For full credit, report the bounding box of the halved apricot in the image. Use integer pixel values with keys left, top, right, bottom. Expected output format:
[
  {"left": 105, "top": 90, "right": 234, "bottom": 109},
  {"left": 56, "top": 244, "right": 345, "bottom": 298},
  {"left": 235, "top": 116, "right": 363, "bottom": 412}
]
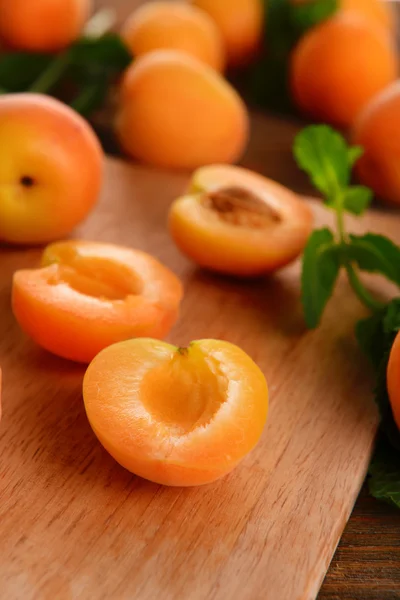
[
  {"left": 387, "top": 331, "right": 400, "bottom": 430},
  {"left": 168, "top": 164, "right": 313, "bottom": 277},
  {"left": 83, "top": 337, "right": 268, "bottom": 486},
  {"left": 12, "top": 241, "right": 183, "bottom": 363}
]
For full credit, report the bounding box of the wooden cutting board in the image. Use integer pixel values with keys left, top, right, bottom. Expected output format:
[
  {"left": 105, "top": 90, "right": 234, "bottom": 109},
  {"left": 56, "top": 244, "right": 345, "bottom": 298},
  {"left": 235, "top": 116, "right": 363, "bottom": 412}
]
[{"left": 1, "top": 155, "right": 399, "bottom": 600}]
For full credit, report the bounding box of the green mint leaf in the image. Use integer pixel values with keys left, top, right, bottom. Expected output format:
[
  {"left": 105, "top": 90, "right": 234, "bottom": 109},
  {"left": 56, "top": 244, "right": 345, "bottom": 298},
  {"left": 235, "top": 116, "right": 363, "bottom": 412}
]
[
  {"left": 0, "top": 52, "right": 52, "bottom": 92},
  {"left": 384, "top": 298, "right": 400, "bottom": 333},
  {"left": 348, "top": 233, "right": 400, "bottom": 286},
  {"left": 369, "top": 435, "right": 400, "bottom": 508},
  {"left": 289, "top": 0, "right": 338, "bottom": 35},
  {"left": 301, "top": 228, "right": 341, "bottom": 328},
  {"left": 356, "top": 308, "right": 388, "bottom": 368},
  {"left": 70, "top": 34, "right": 132, "bottom": 73},
  {"left": 343, "top": 185, "right": 373, "bottom": 215},
  {"left": 293, "top": 125, "right": 352, "bottom": 201},
  {"left": 348, "top": 145, "right": 364, "bottom": 167}
]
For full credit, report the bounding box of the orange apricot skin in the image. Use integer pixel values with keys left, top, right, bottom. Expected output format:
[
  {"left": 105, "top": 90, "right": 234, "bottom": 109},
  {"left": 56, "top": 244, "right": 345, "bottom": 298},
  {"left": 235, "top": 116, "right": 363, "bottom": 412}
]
[
  {"left": 290, "top": 13, "right": 398, "bottom": 128},
  {"left": 83, "top": 338, "right": 268, "bottom": 486},
  {"left": 341, "top": 0, "right": 396, "bottom": 33},
  {"left": 121, "top": 1, "right": 225, "bottom": 72},
  {"left": 193, "top": 0, "right": 264, "bottom": 67},
  {"left": 0, "top": 0, "right": 92, "bottom": 52},
  {"left": 352, "top": 82, "right": 400, "bottom": 206},
  {"left": 12, "top": 241, "right": 183, "bottom": 364},
  {"left": 0, "top": 94, "right": 103, "bottom": 245},
  {"left": 115, "top": 50, "right": 249, "bottom": 170},
  {"left": 387, "top": 332, "right": 400, "bottom": 431},
  {"left": 169, "top": 165, "right": 313, "bottom": 277}
]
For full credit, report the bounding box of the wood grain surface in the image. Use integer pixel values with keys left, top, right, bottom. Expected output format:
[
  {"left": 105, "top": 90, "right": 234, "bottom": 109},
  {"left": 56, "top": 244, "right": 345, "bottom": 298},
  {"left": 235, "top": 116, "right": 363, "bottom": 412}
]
[{"left": 1, "top": 157, "right": 400, "bottom": 600}]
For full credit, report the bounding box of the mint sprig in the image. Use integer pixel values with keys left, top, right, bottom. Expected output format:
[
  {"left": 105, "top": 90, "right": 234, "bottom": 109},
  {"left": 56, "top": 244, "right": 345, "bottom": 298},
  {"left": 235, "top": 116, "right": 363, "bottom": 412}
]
[{"left": 294, "top": 124, "right": 400, "bottom": 509}]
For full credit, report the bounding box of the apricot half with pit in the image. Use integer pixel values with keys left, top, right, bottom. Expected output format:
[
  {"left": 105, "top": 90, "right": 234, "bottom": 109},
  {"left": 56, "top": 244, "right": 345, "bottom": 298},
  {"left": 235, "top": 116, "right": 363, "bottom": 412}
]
[
  {"left": 83, "top": 337, "right": 268, "bottom": 486},
  {"left": 168, "top": 164, "right": 313, "bottom": 277}
]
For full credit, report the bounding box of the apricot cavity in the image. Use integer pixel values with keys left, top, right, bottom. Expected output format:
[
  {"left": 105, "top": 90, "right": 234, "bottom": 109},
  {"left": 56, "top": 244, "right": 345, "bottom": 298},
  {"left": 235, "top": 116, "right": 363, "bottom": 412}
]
[
  {"left": 0, "top": 0, "right": 92, "bottom": 52},
  {"left": 0, "top": 93, "right": 103, "bottom": 245},
  {"left": 290, "top": 12, "right": 398, "bottom": 128},
  {"left": 116, "top": 50, "right": 249, "bottom": 169},
  {"left": 193, "top": 0, "right": 264, "bottom": 67},
  {"left": 352, "top": 82, "right": 400, "bottom": 206},
  {"left": 12, "top": 241, "right": 183, "bottom": 363},
  {"left": 83, "top": 338, "right": 268, "bottom": 486},
  {"left": 169, "top": 164, "right": 313, "bottom": 276},
  {"left": 121, "top": 1, "right": 225, "bottom": 71}
]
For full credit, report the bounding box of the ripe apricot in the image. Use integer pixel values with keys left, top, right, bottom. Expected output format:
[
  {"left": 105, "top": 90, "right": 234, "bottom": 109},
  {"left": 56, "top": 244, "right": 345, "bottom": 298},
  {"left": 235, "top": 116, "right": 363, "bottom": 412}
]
[
  {"left": 83, "top": 337, "right": 268, "bottom": 486},
  {"left": 352, "top": 82, "right": 400, "bottom": 206},
  {"left": 12, "top": 241, "right": 183, "bottom": 363},
  {"left": 0, "top": 0, "right": 92, "bottom": 52},
  {"left": 0, "top": 93, "right": 103, "bottom": 245},
  {"left": 192, "top": 0, "right": 263, "bottom": 67},
  {"left": 290, "top": 12, "right": 398, "bottom": 128},
  {"left": 341, "top": 0, "right": 396, "bottom": 33},
  {"left": 116, "top": 50, "right": 249, "bottom": 170},
  {"left": 169, "top": 164, "right": 313, "bottom": 277},
  {"left": 387, "top": 331, "right": 400, "bottom": 430},
  {"left": 121, "top": 1, "right": 225, "bottom": 72}
]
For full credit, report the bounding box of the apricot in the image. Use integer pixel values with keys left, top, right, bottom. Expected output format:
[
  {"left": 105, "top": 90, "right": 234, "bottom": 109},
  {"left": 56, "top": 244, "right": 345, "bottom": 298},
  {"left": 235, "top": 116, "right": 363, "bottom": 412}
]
[
  {"left": 83, "top": 337, "right": 268, "bottom": 486},
  {"left": 387, "top": 331, "right": 400, "bottom": 430},
  {"left": 12, "top": 241, "right": 183, "bottom": 363},
  {"left": 0, "top": 0, "right": 92, "bottom": 52},
  {"left": 116, "top": 50, "right": 249, "bottom": 170},
  {"left": 192, "top": 0, "right": 263, "bottom": 67},
  {"left": 352, "top": 82, "right": 400, "bottom": 206},
  {"left": 290, "top": 12, "right": 398, "bottom": 128},
  {"left": 169, "top": 164, "right": 313, "bottom": 277},
  {"left": 0, "top": 93, "right": 103, "bottom": 245},
  {"left": 121, "top": 1, "right": 225, "bottom": 72},
  {"left": 341, "top": 0, "right": 396, "bottom": 33}
]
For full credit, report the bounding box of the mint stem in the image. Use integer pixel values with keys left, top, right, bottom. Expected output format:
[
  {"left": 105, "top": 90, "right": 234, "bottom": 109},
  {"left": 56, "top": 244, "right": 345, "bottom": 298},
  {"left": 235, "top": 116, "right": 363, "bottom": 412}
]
[
  {"left": 29, "top": 52, "right": 70, "bottom": 94},
  {"left": 336, "top": 195, "right": 384, "bottom": 313}
]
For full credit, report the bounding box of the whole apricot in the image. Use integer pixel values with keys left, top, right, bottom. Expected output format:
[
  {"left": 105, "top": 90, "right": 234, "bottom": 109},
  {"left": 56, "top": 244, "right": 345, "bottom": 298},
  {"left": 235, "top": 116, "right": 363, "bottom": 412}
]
[
  {"left": 116, "top": 50, "right": 249, "bottom": 170},
  {"left": 192, "top": 0, "right": 264, "bottom": 67},
  {"left": 12, "top": 240, "right": 183, "bottom": 363},
  {"left": 352, "top": 82, "right": 400, "bottom": 206},
  {"left": 121, "top": 1, "right": 225, "bottom": 72},
  {"left": 0, "top": 94, "right": 103, "bottom": 245},
  {"left": 83, "top": 338, "right": 268, "bottom": 486},
  {"left": 387, "top": 331, "right": 400, "bottom": 430},
  {"left": 0, "top": 0, "right": 92, "bottom": 52},
  {"left": 290, "top": 12, "right": 398, "bottom": 128},
  {"left": 341, "top": 0, "right": 396, "bottom": 33},
  {"left": 169, "top": 164, "right": 313, "bottom": 277}
]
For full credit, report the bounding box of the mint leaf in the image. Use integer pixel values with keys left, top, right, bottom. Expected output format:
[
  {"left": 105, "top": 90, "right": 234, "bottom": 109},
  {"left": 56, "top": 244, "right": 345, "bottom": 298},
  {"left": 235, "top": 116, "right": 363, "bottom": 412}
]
[
  {"left": 0, "top": 53, "right": 52, "bottom": 91},
  {"left": 343, "top": 185, "right": 372, "bottom": 215},
  {"left": 348, "top": 145, "right": 364, "bottom": 167},
  {"left": 289, "top": 0, "right": 338, "bottom": 35},
  {"left": 356, "top": 308, "right": 388, "bottom": 368},
  {"left": 301, "top": 228, "right": 341, "bottom": 328},
  {"left": 293, "top": 125, "right": 352, "bottom": 201},
  {"left": 369, "top": 435, "right": 400, "bottom": 508},
  {"left": 348, "top": 233, "right": 400, "bottom": 286}
]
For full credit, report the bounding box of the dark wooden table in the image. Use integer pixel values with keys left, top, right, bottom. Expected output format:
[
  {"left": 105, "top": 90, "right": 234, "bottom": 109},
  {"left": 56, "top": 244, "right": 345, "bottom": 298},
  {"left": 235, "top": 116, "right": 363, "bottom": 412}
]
[{"left": 94, "top": 1, "right": 400, "bottom": 598}]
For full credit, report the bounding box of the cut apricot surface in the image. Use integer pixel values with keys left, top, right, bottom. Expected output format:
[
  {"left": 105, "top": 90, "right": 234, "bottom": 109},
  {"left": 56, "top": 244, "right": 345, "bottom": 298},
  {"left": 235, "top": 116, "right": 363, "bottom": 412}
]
[
  {"left": 12, "top": 241, "right": 183, "bottom": 363},
  {"left": 169, "top": 164, "right": 313, "bottom": 276},
  {"left": 83, "top": 338, "right": 268, "bottom": 486}
]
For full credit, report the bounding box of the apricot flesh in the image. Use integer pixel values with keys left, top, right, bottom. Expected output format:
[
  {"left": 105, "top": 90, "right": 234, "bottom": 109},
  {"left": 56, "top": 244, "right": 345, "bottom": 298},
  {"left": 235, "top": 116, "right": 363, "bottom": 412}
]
[
  {"left": 169, "top": 164, "right": 313, "bottom": 277},
  {"left": 352, "top": 82, "right": 400, "bottom": 206},
  {"left": 0, "top": 0, "right": 92, "bottom": 52},
  {"left": 121, "top": 1, "right": 225, "bottom": 72},
  {"left": 387, "top": 331, "right": 400, "bottom": 431},
  {"left": 290, "top": 12, "right": 398, "bottom": 128},
  {"left": 0, "top": 93, "right": 103, "bottom": 245},
  {"left": 193, "top": 0, "right": 264, "bottom": 67},
  {"left": 83, "top": 338, "right": 268, "bottom": 486},
  {"left": 12, "top": 241, "right": 183, "bottom": 363},
  {"left": 116, "top": 50, "right": 249, "bottom": 170}
]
